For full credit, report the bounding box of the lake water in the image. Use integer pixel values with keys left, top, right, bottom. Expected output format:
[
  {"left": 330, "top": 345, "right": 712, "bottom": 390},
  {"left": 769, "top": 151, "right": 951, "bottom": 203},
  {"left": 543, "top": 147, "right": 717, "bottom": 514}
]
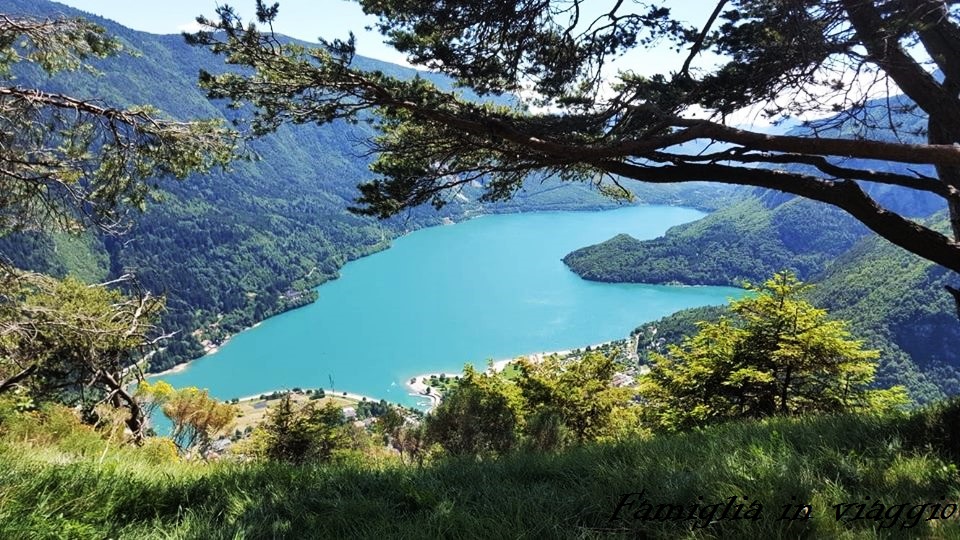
[{"left": 152, "top": 205, "right": 743, "bottom": 408}]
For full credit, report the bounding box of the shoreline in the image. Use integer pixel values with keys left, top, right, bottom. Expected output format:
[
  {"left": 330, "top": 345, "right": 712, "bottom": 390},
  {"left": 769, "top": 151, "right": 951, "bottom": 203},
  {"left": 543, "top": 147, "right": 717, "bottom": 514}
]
[
  {"left": 150, "top": 363, "right": 189, "bottom": 377},
  {"left": 148, "top": 340, "right": 227, "bottom": 377},
  {"left": 148, "top": 322, "right": 266, "bottom": 378},
  {"left": 404, "top": 339, "right": 619, "bottom": 409},
  {"left": 145, "top": 202, "right": 679, "bottom": 379},
  {"left": 149, "top": 337, "right": 628, "bottom": 413},
  {"left": 234, "top": 388, "right": 384, "bottom": 405}
]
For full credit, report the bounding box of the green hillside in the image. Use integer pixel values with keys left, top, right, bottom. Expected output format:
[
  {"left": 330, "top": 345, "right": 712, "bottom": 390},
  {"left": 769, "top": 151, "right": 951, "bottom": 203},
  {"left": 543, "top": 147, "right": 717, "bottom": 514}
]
[
  {"left": 807, "top": 226, "right": 960, "bottom": 401},
  {"left": 563, "top": 196, "right": 869, "bottom": 286},
  {"left": 603, "top": 200, "right": 960, "bottom": 402},
  {"left": 3, "top": 399, "right": 960, "bottom": 538}
]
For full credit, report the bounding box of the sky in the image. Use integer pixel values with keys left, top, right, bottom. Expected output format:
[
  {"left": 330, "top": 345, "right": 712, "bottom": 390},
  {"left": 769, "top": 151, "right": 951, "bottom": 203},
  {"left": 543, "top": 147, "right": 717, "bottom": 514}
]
[
  {"left": 53, "top": 0, "right": 710, "bottom": 74},
  {"left": 55, "top": 0, "right": 410, "bottom": 65},
  {"left": 51, "top": 1, "right": 786, "bottom": 128}
]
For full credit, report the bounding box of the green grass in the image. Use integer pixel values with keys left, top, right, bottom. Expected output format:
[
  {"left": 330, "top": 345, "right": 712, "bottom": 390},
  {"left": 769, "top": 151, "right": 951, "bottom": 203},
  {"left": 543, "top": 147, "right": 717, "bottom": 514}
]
[
  {"left": 426, "top": 373, "right": 461, "bottom": 395},
  {"left": 3, "top": 404, "right": 960, "bottom": 538},
  {"left": 500, "top": 361, "right": 523, "bottom": 380}
]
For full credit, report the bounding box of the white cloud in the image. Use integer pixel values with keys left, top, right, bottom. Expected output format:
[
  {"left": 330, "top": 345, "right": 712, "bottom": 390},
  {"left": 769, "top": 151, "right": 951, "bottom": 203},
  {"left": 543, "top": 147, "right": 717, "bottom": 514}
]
[{"left": 176, "top": 20, "right": 212, "bottom": 34}]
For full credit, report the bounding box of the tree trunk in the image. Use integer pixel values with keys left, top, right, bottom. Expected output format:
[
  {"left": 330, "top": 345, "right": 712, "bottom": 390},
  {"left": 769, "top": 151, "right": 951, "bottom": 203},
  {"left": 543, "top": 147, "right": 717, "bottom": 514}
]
[
  {"left": 779, "top": 364, "right": 793, "bottom": 415},
  {"left": 0, "top": 363, "right": 36, "bottom": 394},
  {"left": 99, "top": 367, "right": 146, "bottom": 445}
]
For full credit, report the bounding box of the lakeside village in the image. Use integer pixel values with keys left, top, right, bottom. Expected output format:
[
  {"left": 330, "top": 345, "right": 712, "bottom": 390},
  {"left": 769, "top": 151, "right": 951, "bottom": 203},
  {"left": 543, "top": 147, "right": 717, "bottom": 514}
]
[{"left": 193, "top": 329, "right": 663, "bottom": 459}]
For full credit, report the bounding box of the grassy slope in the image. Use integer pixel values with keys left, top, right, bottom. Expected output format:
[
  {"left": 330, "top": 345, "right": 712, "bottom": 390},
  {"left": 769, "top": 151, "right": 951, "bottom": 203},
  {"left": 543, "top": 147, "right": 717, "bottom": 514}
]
[{"left": 3, "top": 405, "right": 960, "bottom": 538}]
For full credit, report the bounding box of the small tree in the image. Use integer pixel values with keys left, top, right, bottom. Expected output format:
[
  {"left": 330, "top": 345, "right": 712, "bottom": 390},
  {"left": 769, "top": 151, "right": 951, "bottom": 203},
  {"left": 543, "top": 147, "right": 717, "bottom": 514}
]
[
  {"left": 162, "top": 387, "right": 235, "bottom": 454},
  {"left": 425, "top": 365, "right": 522, "bottom": 458},
  {"left": 260, "top": 396, "right": 344, "bottom": 464},
  {"left": 261, "top": 394, "right": 305, "bottom": 462},
  {"left": 394, "top": 423, "right": 427, "bottom": 466},
  {"left": 135, "top": 380, "right": 175, "bottom": 431},
  {"left": 0, "top": 274, "right": 164, "bottom": 442},
  {"left": 516, "top": 352, "right": 637, "bottom": 446},
  {"left": 640, "top": 272, "right": 907, "bottom": 431},
  {"left": 522, "top": 409, "right": 570, "bottom": 453},
  {"left": 301, "top": 401, "right": 347, "bottom": 461},
  {"left": 377, "top": 405, "right": 405, "bottom": 445}
]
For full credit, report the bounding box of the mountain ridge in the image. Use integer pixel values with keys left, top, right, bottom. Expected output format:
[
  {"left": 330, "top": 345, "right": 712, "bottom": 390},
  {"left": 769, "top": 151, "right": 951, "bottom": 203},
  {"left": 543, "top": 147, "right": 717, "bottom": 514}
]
[
  {"left": 570, "top": 195, "right": 959, "bottom": 402},
  {"left": 1, "top": 0, "right": 737, "bottom": 372}
]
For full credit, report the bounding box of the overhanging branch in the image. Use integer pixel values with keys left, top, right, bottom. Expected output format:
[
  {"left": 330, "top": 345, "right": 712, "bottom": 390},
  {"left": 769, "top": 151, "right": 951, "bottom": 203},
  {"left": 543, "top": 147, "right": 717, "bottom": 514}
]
[
  {"left": 0, "top": 363, "right": 37, "bottom": 394},
  {"left": 648, "top": 149, "right": 952, "bottom": 197},
  {"left": 596, "top": 159, "right": 960, "bottom": 275}
]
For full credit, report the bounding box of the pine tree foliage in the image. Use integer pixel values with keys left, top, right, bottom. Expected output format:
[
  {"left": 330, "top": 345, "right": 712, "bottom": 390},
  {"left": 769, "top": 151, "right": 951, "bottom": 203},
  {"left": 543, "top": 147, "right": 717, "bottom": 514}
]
[
  {"left": 0, "top": 10, "right": 237, "bottom": 440},
  {"left": 259, "top": 395, "right": 344, "bottom": 464},
  {"left": 640, "top": 272, "right": 907, "bottom": 431},
  {"left": 0, "top": 12, "right": 236, "bottom": 235},
  {"left": 190, "top": 1, "right": 960, "bottom": 312}
]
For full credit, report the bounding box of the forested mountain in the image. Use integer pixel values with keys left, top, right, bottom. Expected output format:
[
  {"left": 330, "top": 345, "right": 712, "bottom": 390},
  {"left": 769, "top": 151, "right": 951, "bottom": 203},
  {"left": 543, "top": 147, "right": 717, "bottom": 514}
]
[
  {"left": 2, "top": 0, "right": 415, "bottom": 369},
  {"left": 568, "top": 107, "right": 960, "bottom": 402},
  {"left": 0, "top": 0, "right": 737, "bottom": 372},
  {"left": 807, "top": 218, "right": 960, "bottom": 401},
  {"left": 623, "top": 205, "right": 960, "bottom": 402},
  {"left": 563, "top": 196, "right": 870, "bottom": 285}
]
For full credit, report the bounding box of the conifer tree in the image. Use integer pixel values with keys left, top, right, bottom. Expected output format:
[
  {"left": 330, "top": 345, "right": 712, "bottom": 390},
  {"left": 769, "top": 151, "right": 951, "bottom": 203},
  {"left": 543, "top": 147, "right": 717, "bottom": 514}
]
[
  {"left": 640, "top": 272, "right": 907, "bottom": 431},
  {"left": 0, "top": 11, "right": 236, "bottom": 441},
  {"left": 260, "top": 395, "right": 344, "bottom": 464},
  {"left": 425, "top": 365, "right": 523, "bottom": 457},
  {"left": 190, "top": 1, "right": 960, "bottom": 315}
]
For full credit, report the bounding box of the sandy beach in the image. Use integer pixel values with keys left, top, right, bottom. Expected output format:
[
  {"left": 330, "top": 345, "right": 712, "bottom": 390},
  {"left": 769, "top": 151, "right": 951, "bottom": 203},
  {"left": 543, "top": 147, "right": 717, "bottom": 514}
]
[
  {"left": 148, "top": 342, "right": 223, "bottom": 378},
  {"left": 150, "top": 321, "right": 267, "bottom": 378}
]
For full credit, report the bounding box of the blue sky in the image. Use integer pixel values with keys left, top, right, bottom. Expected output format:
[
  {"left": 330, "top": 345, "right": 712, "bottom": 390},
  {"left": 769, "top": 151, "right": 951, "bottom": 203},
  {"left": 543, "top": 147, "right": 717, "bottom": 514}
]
[
  {"left": 55, "top": 0, "right": 709, "bottom": 74},
  {"left": 52, "top": 1, "right": 796, "bottom": 128},
  {"left": 56, "top": 0, "right": 407, "bottom": 63}
]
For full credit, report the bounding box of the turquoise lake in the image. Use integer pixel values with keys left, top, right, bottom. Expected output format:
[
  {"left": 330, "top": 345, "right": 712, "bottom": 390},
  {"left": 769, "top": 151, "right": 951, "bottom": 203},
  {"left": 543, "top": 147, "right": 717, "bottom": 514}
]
[{"left": 152, "top": 205, "right": 743, "bottom": 408}]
